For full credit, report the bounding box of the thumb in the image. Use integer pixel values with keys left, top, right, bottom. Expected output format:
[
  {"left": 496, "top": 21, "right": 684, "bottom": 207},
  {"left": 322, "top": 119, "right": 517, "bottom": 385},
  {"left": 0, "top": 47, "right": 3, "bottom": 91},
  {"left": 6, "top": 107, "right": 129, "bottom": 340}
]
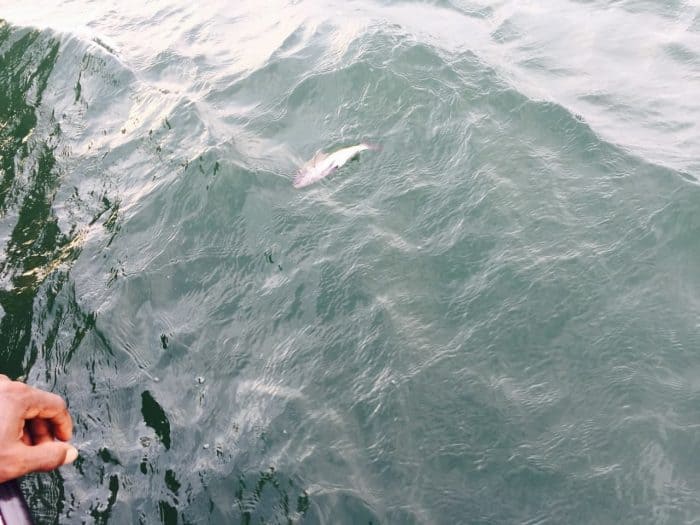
[{"left": 17, "top": 442, "right": 79, "bottom": 475}]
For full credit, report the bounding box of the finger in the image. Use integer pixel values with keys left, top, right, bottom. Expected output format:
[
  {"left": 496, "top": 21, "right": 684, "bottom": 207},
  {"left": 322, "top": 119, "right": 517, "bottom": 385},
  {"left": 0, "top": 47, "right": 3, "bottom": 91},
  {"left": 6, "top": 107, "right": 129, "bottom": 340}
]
[
  {"left": 21, "top": 388, "right": 73, "bottom": 441},
  {"left": 29, "top": 418, "right": 54, "bottom": 445},
  {"left": 0, "top": 374, "right": 10, "bottom": 382},
  {"left": 15, "top": 442, "right": 79, "bottom": 476}
]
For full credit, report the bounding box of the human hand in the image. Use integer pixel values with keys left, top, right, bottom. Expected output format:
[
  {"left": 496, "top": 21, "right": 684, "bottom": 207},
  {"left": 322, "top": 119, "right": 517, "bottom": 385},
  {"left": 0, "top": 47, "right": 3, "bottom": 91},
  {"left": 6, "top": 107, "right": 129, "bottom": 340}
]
[{"left": 0, "top": 375, "right": 78, "bottom": 483}]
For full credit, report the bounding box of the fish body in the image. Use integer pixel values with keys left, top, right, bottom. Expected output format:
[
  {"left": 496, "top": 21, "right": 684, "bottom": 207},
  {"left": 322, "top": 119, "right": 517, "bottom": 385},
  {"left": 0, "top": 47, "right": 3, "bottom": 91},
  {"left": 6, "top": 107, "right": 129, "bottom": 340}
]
[{"left": 293, "top": 143, "right": 379, "bottom": 188}]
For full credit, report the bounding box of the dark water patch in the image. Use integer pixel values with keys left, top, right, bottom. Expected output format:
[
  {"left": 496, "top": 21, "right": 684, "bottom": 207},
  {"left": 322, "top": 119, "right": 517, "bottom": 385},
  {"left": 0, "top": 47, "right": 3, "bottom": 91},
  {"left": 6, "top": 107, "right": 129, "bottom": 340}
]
[
  {"left": 141, "top": 390, "right": 172, "bottom": 450},
  {"left": 98, "top": 448, "right": 122, "bottom": 466},
  {"left": 0, "top": 18, "right": 129, "bottom": 391},
  {"left": 164, "top": 469, "right": 181, "bottom": 496},
  {"left": 90, "top": 474, "right": 119, "bottom": 525},
  {"left": 0, "top": 22, "right": 56, "bottom": 210},
  {"left": 0, "top": 22, "right": 67, "bottom": 378},
  {"left": 33, "top": 275, "right": 98, "bottom": 381},
  {"left": 158, "top": 499, "right": 177, "bottom": 525},
  {"left": 21, "top": 472, "right": 65, "bottom": 525}
]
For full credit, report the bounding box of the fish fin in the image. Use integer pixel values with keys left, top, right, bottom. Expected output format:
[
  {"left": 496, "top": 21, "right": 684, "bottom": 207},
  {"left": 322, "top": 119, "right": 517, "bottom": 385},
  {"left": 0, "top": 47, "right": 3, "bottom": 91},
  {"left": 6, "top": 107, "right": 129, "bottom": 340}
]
[{"left": 311, "top": 151, "right": 328, "bottom": 166}]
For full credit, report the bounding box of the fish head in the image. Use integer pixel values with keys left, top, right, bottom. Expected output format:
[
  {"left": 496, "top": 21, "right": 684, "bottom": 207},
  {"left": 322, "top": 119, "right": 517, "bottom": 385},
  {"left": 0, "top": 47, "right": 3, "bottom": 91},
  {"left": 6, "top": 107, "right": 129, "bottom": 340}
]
[{"left": 293, "top": 169, "right": 309, "bottom": 188}]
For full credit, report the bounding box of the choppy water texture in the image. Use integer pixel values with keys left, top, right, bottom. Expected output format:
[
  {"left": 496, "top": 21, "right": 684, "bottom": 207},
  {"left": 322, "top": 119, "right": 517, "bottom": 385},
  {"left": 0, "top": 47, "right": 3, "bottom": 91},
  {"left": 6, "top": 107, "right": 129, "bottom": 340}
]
[{"left": 1, "top": 1, "right": 699, "bottom": 523}]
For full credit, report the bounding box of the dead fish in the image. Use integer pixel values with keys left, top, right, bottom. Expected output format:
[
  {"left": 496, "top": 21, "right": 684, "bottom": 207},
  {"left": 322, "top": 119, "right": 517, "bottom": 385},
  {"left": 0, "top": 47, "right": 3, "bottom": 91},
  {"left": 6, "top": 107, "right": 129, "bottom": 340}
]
[{"left": 293, "top": 143, "right": 380, "bottom": 189}]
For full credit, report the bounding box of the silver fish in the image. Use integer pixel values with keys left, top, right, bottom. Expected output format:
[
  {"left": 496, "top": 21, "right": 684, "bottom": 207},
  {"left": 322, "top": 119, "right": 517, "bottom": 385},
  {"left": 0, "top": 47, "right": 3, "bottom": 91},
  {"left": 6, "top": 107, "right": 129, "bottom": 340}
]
[{"left": 293, "top": 143, "right": 380, "bottom": 188}]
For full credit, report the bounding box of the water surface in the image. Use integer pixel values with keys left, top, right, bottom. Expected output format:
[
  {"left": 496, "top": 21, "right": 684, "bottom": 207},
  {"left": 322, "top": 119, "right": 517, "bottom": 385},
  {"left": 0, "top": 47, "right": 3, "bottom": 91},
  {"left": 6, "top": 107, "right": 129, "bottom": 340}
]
[{"left": 1, "top": 1, "right": 700, "bottom": 523}]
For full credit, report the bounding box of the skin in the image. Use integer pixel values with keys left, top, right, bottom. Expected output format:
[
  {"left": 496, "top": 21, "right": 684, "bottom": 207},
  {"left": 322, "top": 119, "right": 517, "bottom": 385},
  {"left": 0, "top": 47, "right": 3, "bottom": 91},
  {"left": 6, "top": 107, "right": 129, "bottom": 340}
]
[{"left": 0, "top": 375, "right": 78, "bottom": 483}]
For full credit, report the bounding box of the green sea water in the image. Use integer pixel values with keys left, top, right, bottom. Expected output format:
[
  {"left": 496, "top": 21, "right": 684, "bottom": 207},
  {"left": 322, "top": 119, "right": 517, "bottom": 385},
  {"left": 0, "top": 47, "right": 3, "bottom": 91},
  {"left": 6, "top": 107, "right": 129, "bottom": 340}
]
[{"left": 1, "top": 1, "right": 699, "bottom": 523}]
